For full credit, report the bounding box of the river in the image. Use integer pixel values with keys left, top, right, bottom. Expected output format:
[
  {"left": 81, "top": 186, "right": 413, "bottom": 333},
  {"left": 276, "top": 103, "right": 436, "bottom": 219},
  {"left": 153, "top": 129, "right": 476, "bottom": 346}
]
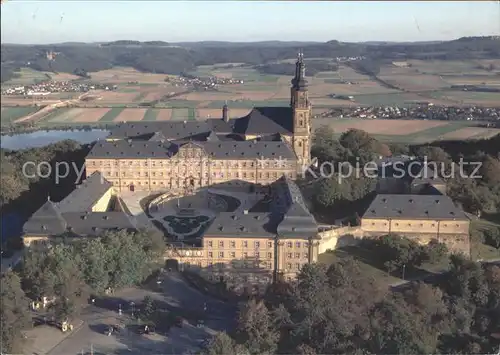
[{"left": 0, "top": 129, "right": 109, "bottom": 150}]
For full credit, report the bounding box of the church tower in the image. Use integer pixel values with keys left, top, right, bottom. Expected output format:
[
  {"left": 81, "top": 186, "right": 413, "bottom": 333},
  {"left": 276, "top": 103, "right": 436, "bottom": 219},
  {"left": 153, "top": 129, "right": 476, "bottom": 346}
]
[{"left": 290, "top": 51, "right": 312, "bottom": 167}]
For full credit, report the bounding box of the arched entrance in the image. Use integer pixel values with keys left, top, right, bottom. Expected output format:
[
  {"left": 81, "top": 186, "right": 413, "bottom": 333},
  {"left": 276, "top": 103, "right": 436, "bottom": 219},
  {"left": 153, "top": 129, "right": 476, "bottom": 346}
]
[
  {"left": 129, "top": 184, "right": 135, "bottom": 192},
  {"left": 165, "top": 259, "right": 179, "bottom": 271},
  {"left": 184, "top": 176, "right": 197, "bottom": 187}
]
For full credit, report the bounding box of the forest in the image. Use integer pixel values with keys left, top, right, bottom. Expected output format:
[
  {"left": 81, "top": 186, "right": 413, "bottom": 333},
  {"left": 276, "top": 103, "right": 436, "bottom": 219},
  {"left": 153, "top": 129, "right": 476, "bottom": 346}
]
[{"left": 2, "top": 36, "right": 499, "bottom": 82}]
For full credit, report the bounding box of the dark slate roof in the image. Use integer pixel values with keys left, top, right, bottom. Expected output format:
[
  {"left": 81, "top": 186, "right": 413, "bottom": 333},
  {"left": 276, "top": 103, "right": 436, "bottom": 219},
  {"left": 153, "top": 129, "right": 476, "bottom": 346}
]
[
  {"left": 277, "top": 178, "right": 318, "bottom": 238},
  {"left": 61, "top": 212, "right": 135, "bottom": 236},
  {"left": 88, "top": 139, "right": 296, "bottom": 160},
  {"left": 204, "top": 212, "right": 275, "bottom": 238},
  {"left": 23, "top": 200, "right": 67, "bottom": 235},
  {"left": 148, "top": 131, "right": 168, "bottom": 142},
  {"left": 206, "top": 131, "right": 220, "bottom": 142},
  {"left": 24, "top": 207, "right": 135, "bottom": 237},
  {"left": 107, "top": 119, "right": 234, "bottom": 141},
  {"left": 57, "top": 172, "right": 113, "bottom": 213},
  {"left": 201, "top": 141, "right": 295, "bottom": 160},
  {"left": 207, "top": 118, "right": 234, "bottom": 134},
  {"left": 88, "top": 140, "right": 177, "bottom": 159},
  {"left": 232, "top": 107, "right": 293, "bottom": 135},
  {"left": 362, "top": 194, "right": 468, "bottom": 220}
]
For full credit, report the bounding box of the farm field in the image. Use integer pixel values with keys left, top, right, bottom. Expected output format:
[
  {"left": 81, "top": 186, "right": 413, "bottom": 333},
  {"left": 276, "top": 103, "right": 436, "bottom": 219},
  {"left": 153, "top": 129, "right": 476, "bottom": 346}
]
[
  {"left": 2, "top": 60, "right": 499, "bottom": 128},
  {"left": 427, "top": 90, "right": 500, "bottom": 106},
  {"left": 313, "top": 118, "right": 500, "bottom": 144},
  {"left": 0, "top": 107, "right": 41, "bottom": 126},
  {"left": 89, "top": 67, "right": 175, "bottom": 84},
  {"left": 7, "top": 105, "right": 497, "bottom": 144},
  {"left": 1, "top": 68, "right": 82, "bottom": 87}
]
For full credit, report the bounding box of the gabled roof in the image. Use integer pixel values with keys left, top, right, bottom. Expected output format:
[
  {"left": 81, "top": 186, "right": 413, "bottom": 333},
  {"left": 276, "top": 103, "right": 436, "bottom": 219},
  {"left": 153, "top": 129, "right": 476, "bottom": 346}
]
[
  {"left": 88, "top": 140, "right": 177, "bottom": 159},
  {"left": 107, "top": 119, "right": 234, "bottom": 141},
  {"left": 232, "top": 107, "right": 293, "bottom": 135},
  {"left": 204, "top": 212, "right": 275, "bottom": 238},
  {"left": 57, "top": 172, "right": 113, "bottom": 213},
  {"left": 201, "top": 141, "right": 296, "bottom": 160},
  {"left": 148, "top": 131, "right": 168, "bottom": 142},
  {"left": 362, "top": 194, "right": 468, "bottom": 220},
  {"left": 276, "top": 177, "right": 318, "bottom": 238},
  {"left": 23, "top": 200, "right": 67, "bottom": 235},
  {"left": 61, "top": 212, "right": 135, "bottom": 236},
  {"left": 206, "top": 131, "right": 220, "bottom": 142}
]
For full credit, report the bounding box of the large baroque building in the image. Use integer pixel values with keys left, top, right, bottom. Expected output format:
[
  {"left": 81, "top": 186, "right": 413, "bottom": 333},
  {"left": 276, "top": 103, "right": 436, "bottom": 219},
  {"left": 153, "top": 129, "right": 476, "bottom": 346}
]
[
  {"left": 22, "top": 53, "right": 472, "bottom": 293},
  {"left": 23, "top": 54, "right": 320, "bottom": 292},
  {"left": 85, "top": 53, "right": 312, "bottom": 192}
]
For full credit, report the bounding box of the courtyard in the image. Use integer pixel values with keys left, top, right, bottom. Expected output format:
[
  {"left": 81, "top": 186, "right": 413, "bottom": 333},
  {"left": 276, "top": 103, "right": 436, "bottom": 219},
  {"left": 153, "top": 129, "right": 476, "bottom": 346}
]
[{"left": 147, "top": 186, "right": 260, "bottom": 242}]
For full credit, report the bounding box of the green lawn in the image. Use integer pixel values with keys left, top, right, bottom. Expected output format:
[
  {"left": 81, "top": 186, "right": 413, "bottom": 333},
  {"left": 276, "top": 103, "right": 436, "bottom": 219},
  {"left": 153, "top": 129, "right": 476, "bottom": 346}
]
[
  {"left": 187, "top": 108, "right": 196, "bottom": 121},
  {"left": 133, "top": 92, "right": 148, "bottom": 102},
  {"left": 206, "top": 100, "right": 289, "bottom": 109},
  {"left": 2, "top": 68, "right": 51, "bottom": 86},
  {"left": 353, "top": 93, "right": 420, "bottom": 106},
  {"left": 98, "top": 107, "right": 124, "bottom": 122},
  {"left": 171, "top": 108, "right": 189, "bottom": 121},
  {"left": 407, "top": 121, "right": 473, "bottom": 140},
  {"left": 315, "top": 71, "right": 341, "bottom": 79},
  {"left": 143, "top": 108, "right": 160, "bottom": 121},
  {"left": 0, "top": 107, "right": 40, "bottom": 125},
  {"left": 161, "top": 100, "right": 200, "bottom": 108},
  {"left": 318, "top": 249, "right": 401, "bottom": 286},
  {"left": 35, "top": 108, "right": 71, "bottom": 124},
  {"left": 470, "top": 219, "right": 500, "bottom": 260}
]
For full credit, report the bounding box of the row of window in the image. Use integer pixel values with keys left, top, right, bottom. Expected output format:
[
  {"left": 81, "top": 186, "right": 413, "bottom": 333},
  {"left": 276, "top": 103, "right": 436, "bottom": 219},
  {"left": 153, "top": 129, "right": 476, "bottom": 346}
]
[
  {"left": 370, "top": 222, "right": 463, "bottom": 228},
  {"left": 183, "top": 261, "right": 273, "bottom": 270},
  {"left": 90, "top": 160, "right": 294, "bottom": 169},
  {"left": 101, "top": 170, "right": 295, "bottom": 180},
  {"left": 206, "top": 251, "right": 308, "bottom": 260},
  {"left": 206, "top": 274, "right": 271, "bottom": 283},
  {"left": 207, "top": 240, "right": 309, "bottom": 249},
  {"left": 207, "top": 251, "right": 274, "bottom": 259}
]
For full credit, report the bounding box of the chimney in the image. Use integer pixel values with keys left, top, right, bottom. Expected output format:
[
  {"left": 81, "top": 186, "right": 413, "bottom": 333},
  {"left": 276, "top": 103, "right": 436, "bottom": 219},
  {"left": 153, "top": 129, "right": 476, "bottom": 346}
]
[{"left": 222, "top": 101, "right": 229, "bottom": 122}]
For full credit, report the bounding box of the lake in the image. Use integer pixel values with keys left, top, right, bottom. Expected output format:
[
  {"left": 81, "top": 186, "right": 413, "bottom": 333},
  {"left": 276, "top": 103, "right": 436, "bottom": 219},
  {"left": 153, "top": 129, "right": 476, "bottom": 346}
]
[{"left": 0, "top": 129, "right": 109, "bottom": 150}]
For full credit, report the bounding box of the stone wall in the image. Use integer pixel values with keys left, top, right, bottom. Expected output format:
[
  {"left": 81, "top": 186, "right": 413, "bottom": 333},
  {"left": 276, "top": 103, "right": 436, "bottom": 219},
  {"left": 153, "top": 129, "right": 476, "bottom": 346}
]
[{"left": 317, "top": 226, "right": 364, "bottom": 253}]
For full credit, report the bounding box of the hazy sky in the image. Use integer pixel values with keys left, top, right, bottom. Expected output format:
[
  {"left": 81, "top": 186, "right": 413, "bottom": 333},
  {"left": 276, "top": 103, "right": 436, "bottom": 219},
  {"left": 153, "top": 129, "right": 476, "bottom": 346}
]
[{"left": 1, "top": 1, "right": 499, "bottom": 44}]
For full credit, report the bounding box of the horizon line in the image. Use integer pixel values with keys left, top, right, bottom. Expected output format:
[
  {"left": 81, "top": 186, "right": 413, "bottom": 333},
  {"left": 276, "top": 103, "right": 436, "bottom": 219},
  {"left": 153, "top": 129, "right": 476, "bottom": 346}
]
[{"left": 3, "top": 35, "right": 499, "bottom": 46}]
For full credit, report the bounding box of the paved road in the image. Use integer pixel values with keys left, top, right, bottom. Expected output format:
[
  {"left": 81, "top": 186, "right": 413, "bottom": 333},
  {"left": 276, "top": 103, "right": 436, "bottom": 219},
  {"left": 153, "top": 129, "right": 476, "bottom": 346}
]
[{"left": 47, "top": 271, "right": 236, "bottom": 355}]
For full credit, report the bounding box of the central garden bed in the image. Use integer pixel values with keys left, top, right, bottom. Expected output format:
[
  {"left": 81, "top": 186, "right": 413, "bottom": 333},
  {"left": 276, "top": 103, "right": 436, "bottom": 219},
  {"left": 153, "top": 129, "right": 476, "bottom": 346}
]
[{"left": 163, "top": 215, "right": 210, "bottom": 235}]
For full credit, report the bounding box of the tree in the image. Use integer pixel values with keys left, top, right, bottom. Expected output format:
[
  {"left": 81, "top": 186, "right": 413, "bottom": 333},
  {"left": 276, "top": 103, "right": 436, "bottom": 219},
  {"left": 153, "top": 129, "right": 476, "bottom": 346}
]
[
  {"left": 76, "top": 238, "right": 110, "bottom": 293},
  {"left": 313, "top": 178, "right": 344, "bottom": 208},
  {"left": 236, "top": 299, "right": 279, "bottom": 354},
  {"left": 484, "top": 226, "right": 500, "bottom": 249},
  {"left": 367, "top": 235, "right": 426, "bottom": 273},
  {"left": 480, "top": 155, "right": 500, "bottom": 187},
  {"left": 140, "top": 295, "right": 157, "bottom": 322},
  {"left": 423, "top": 239, "right": 449, "bottom": 265},
  {"left": 202, "top": 332, "right": 250, "bottom": 355},
  {"left": 46, "top": 244, "right": 89, "bottom": 322},
  {"left": 311, "top": 126, "right": 351, "bottom": 164},
  {"left": 415, "top": 146, "right": 450, "bottom": 164},
  {"left": 1, "top": 271, "right": 32, "bottom": 354}
]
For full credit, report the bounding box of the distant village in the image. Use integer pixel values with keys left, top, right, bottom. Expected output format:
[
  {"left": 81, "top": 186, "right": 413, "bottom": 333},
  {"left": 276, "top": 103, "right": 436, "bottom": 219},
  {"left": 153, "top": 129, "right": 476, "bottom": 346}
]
[
  {"left": 165, "top": 74, "right": 244, "bottom": 90},
  {"left": 316, "top": 105, "right": 500, "bottom": 123},
  {"left": 1, "top": 81, "right": 114, "bottom": 96},
  {"left": 1, "top": 72, "right": 244, "bottom": 97}
]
